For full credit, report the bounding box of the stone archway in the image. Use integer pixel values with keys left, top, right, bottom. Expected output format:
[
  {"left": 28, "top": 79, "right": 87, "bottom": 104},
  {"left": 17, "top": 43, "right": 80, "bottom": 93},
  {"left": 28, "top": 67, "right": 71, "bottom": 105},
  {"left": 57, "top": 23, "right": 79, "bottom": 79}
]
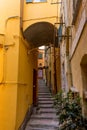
[
  {"left": 23, "top": 22, "right": 56, "bottom": 48},
  {"left": 81, "top": 54, "right": 87, "bottom": 118}
]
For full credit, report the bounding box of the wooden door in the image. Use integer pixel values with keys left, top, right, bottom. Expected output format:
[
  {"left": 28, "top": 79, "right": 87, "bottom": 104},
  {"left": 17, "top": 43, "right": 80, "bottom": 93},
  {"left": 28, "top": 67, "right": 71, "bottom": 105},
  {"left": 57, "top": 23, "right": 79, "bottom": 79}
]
[{"left": 33, "top": 69, "right": 37, "bottom": 106}]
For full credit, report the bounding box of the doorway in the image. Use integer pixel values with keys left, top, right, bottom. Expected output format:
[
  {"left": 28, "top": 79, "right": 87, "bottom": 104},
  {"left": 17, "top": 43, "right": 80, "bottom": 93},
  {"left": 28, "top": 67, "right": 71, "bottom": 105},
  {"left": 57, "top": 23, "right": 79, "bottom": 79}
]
[
  {"left": 38, "top": 69, "right": 43, "bottom": 79},
  {"left": 81, "top": 54, "right": 87, "bottom": 118},
  {"left": 33, "top": 69, "right": 37, "bottom": 106}
]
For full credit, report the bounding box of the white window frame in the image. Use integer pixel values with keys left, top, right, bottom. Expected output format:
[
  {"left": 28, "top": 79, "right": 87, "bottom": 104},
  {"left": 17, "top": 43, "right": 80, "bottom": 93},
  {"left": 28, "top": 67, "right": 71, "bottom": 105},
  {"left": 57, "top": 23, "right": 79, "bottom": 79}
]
[{"left": 26, "top": 0, "right": 47, "bottom": 3}]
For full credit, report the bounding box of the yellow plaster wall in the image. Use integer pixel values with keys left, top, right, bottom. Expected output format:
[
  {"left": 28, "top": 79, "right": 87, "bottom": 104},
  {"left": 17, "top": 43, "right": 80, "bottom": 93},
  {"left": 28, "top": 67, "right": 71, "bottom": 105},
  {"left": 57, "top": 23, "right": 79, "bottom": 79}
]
[
  {"left": 0, "top": 0, "right": 61, "bottom": 129},
  {"left": 0, "top": 84, "right": 17, "bottom": 130},
  {"left": 0, "top": 35, "right": 4, "bottom": 83},
  {"left": 23, "top": 0, "right": 61, "bottom": 30},
  {"left": 0, "top": 0, "right": 20, "bottom": 33},
  {"left": 0, "top": 18, "right": 20, "bottom": 130},
  {"left": 71, "top": 24, "right": 87, "bottom": 97},
  {"left": 0, "top": 35, "right": 17, "bottom": 130},
  {"left": 5, "top": 19, "right": 19, "bottom": 82},
  {"left": 15, "top": 36, "right": 33, "bottom": 129},
  {"left": 0, "top": 19, "right": 38, "bottom": 130},
  {"left": 15, "top": 34, "right": 38, "bottom": 129},
  {"left": 0, "top": 0, "right": 38, "bottom": 129}
]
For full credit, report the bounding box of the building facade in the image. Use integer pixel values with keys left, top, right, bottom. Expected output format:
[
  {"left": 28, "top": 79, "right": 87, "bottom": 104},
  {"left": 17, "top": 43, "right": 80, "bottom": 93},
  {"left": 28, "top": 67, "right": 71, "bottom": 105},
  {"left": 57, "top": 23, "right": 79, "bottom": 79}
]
[
  {"left": 38, "top": 47, "right": 45, "bottom": 79},
  {"left": 60, "top": 0, "right": 87, "bottom": 118},
  {"left": 70, "top": 0, "right": 87, "bottom": 118},
  {"left": 0, "top": 0, "right": 61, "bottom": 130},
  {"left": 0, "top": 0, "right": 38, "bottom": 130}
]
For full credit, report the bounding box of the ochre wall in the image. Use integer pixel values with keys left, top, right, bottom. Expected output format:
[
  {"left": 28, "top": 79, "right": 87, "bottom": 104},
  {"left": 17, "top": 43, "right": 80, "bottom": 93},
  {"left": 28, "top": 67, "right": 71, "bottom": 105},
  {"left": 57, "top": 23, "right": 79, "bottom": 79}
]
[
  {"left": 0, "top": 1, "right": 38, "bottom": 129},
  {"left": 0, "top": 0, "right": 20, "bottom": 33},
  {"left": 0, "top": 19, "right": 38, "bottom": 130},
  {"left": 15, "top": 33, "right": 38, "bottom": 129},
  {"left": 71, "top": 25, "right": 87, "bottom": 97},
  {"left": 0, "top": 35, "right": 4, "bottom": 83},
  {"left": 0, "top": 18, "right": 19, "bottom": 130},
  {"left": 0, "top": 0, "right": 60, "bottom": 129},
  {"left": 0, "top": 84, "right": 17, "bottom": 130},
  {"left": 23, "top": 0, "right": 60, "bottom": 30}
]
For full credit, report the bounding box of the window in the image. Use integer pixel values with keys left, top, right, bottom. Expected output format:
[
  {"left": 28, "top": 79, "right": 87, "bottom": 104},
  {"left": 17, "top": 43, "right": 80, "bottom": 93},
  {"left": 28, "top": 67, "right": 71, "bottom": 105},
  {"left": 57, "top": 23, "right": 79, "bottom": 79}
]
[
  {"left": 39, "top": 63, "right": 42, "bottom": 67},
  {"left": 26, "top": 0, "right": 47, "bottom": 3},
  {"left": 26, "top": 0, "right": 32, "bottom": 2},
  {"left": 38, "top": 53, "right": 43, "bottom": 59},
  {"left": 58, "top": 25, "right": 62, "bottom": 43}
]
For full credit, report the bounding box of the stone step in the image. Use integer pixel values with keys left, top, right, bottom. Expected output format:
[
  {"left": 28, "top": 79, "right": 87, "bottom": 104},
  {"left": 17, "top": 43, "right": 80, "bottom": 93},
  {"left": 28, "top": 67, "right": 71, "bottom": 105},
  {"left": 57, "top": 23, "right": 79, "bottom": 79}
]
[
  {"left": 38, "top": 104, "right": 54, "bottom": 108},
  {"left": 26, "top": 124, "right": 58, "bottom": 130},
  {"left": 30, "top": 116, "right": 58, "bottom": 120},
  {"left": 26, "top": 119, "right": 59, "bottom": 129},
  {"left": 31, "top": 113, "right": 57, "bottom": 119},
  {"left": 39, "top": 108, "right": 56, "bottom": 113},
  {"left": 38, "top": 100, "right": 53, "bottom": 104},
  {"left": 38, "top": 86, "right": 47, "bottom": 88},
  {"left": 31, "top": 116, "right": 57, "bottom": 120},
  {"left": 27, "top": 121, "right": 58, "bottom": 126},
  {"left": 38, "top": 93, "right": 51, "bottom": 95},
  {"left": 38, "top": 87, "right": 49, "bottom": 89},
  {"left": 38, "top": 94, "right": 52, "bottom": 97},
  {"left": 27, "top": 128, "right": 58, "bottom": 130},
  {"left": 38, "top": 92, "right": 50, "bottom": 94},
  {"left": 31, "top": 115, "right": 57, "bottom": 120},
  {"left": 38, "top": 96, "right": 52, "bottom": 98},
  {"left": 25, "top": 79, "right": 59, "bottom": 130},
  {"left": 38, "top": 97, "right": 54, "bottom": 101},
  {"left": 38, "top": 91, "right": 50, "bottom": 93}
]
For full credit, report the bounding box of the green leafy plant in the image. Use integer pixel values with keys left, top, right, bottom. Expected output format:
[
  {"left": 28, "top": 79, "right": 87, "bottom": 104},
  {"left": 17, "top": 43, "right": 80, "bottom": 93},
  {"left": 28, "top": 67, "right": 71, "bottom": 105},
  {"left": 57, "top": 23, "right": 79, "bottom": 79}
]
[{"left": 54, "top": 91, "right": 86, "bottom": 130}]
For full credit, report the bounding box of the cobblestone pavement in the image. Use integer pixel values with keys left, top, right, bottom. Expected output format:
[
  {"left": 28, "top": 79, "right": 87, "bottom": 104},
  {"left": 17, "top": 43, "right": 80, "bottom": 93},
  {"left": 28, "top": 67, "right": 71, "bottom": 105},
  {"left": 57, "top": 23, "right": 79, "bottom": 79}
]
[{"left": 25, "top": 79, "right": 59, "bottom": 130}]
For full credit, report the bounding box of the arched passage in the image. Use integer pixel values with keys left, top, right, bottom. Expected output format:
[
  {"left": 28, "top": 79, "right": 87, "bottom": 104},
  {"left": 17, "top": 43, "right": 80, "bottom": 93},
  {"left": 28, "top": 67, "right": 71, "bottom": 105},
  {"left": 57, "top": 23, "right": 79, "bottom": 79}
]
[
  {"left": 23, "top": 21, "right": 57, "bottom": 106},
  {"left": 23, "top": 22, "right": 55, "bottom": 48}
]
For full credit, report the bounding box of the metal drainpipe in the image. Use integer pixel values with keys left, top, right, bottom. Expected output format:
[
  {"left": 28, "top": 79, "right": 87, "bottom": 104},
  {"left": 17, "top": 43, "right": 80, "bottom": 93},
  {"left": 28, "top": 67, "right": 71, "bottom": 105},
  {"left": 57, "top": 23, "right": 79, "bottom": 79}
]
[
  {"left": 20, "top": 0, "right": 24, "bottom": 29},
  {"left": 0, "top": 16, "right": 20, "bottom": 85},
  {"left": 66, "top": 27, "right": 73, "bottom": 89},
  {"left": 2, "top": 0, "right": 24, "bottom": 85}
]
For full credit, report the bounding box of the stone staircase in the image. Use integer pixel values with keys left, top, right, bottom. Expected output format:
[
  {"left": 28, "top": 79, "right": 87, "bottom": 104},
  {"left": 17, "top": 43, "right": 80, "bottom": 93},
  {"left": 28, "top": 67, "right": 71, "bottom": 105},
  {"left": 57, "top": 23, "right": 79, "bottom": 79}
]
[{"left": 25, "top": 79, "right": 59, "bottom": 130}]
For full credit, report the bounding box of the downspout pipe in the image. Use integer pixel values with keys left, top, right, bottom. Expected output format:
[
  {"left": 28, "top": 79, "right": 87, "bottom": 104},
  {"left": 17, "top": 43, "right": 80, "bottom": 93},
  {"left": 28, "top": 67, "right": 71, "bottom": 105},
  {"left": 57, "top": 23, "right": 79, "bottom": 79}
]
[{"left": 20, "top": 0, "right": 24, "bottom": 30}]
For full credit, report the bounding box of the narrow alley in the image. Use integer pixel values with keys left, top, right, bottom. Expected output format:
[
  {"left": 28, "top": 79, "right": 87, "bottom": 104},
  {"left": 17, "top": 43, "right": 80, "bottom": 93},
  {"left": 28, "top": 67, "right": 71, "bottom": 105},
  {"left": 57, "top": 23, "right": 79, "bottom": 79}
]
[
  {"left": 25, "top": 79, "right": 59, "bottom": 130},
  {"left": 0, "top": 1, "right": 87, "bottom": 130}
]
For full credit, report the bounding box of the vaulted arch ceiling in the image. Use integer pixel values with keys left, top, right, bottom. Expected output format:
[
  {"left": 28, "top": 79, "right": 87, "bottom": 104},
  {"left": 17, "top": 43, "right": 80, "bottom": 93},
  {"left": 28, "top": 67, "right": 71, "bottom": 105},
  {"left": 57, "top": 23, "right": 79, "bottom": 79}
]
[{"left": 23, "top": 22, "right": 55, "bottom": 48}]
